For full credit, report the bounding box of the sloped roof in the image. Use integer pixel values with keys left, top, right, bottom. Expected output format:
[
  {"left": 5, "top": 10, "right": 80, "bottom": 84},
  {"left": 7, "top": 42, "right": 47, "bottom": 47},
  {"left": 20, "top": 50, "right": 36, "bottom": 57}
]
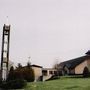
[
  {"left": 31, "top": 64, "right": 43, "bottom": 68},
  {"left": 59, "top": 55, "right": 90, "bottom": 69},
  {"left": 16, "top": 64, "right": 43, "bottom": 69},
  {"left": 85, "top": 50, "right": 90, "bottom": 55}
]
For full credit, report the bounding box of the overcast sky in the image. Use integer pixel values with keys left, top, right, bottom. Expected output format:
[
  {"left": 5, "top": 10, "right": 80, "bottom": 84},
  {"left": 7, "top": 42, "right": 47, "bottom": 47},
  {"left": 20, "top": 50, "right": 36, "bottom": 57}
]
[{"left": 0, "top": 0, "right": 90, "bottom": 67}]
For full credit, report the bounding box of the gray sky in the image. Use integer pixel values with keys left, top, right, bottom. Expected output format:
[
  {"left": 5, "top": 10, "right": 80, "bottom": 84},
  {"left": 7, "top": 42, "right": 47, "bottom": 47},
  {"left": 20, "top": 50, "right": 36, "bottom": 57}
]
[{"left": 0, "top": 0, "right": 90, "bottom": 68}]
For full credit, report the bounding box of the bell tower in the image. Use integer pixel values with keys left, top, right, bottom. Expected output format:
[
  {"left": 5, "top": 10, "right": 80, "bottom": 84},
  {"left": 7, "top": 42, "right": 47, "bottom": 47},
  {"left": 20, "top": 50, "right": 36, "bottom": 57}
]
[{"left": 1, "top": 24, "right": 10, "bottom": 81}]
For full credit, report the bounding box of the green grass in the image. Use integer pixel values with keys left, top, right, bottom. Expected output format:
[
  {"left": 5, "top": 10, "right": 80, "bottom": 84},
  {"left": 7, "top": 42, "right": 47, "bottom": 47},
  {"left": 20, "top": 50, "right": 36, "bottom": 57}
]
[{"left": 24, "top": 77, "right": 90, "bottom": 90}]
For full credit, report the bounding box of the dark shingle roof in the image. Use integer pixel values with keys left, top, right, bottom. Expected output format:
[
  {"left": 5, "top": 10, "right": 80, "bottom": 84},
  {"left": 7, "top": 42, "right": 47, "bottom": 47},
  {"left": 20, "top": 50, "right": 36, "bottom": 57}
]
[
  {"left": 31, "top": 64, "right": 42, "bottom": 68},
  {"left": 86, "top": 50, "right": 90, "bottom": 55},
  {"left": 59, "top": 55, "right": 90, "bottom": 69}
]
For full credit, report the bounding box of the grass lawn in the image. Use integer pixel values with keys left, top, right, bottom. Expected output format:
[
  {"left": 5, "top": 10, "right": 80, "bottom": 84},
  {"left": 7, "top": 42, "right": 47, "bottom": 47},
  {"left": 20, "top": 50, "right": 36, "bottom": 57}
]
[{"left": 24, "top": 76, "right": 90, "bottom": 90}]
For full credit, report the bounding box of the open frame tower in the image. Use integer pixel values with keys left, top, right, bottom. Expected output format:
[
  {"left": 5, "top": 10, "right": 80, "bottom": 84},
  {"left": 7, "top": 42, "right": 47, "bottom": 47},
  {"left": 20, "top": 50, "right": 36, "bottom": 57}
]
[{"left": 1, "top": 24, "right": 10, "bottom": 81}]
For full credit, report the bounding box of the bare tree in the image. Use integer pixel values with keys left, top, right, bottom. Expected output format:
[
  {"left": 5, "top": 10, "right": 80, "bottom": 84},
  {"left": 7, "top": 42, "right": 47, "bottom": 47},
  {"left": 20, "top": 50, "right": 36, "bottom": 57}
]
[
  {"left": 53, "top": 58, "right": 59, "bottom": 69},
  {"left": 53, "top": 58, "right": 60, "bottom": 76}
]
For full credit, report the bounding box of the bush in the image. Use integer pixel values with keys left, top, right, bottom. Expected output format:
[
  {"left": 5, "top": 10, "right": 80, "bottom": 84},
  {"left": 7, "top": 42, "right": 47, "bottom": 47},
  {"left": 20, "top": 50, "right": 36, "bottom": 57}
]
[
  {"left": 8, "top": 66, "right": 34, "bottom": 82},
  {"left": 0, "top": 79, "right": 27, "bottom": 89},
  {"left": 0, "top": 79, "right": 2, "bottom": 87},
  {"left": 23, "top": 67, "right": 34, "bottom": 82}
]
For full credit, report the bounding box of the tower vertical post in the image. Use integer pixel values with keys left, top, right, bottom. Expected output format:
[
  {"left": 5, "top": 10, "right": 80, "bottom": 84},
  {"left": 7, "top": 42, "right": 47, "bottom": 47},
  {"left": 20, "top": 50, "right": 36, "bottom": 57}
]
[{"left": 1, "top": 24, "right": 10, "bottom": 81}]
